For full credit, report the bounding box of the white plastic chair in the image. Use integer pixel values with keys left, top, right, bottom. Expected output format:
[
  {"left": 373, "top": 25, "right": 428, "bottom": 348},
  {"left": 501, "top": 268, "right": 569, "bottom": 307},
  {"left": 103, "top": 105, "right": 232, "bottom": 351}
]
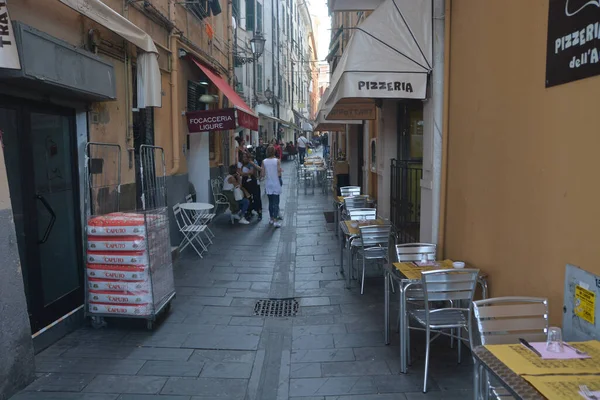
[
  {"left": 472, "top": 297, "right": 549, "bottom": 399},
  {"left": 173, "top": 203, "right": 208, "bottom": 258}
]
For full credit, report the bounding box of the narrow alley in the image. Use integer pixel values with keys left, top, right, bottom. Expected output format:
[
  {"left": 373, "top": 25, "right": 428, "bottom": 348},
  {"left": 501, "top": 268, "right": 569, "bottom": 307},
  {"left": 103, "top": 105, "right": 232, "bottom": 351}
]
[{"left": 11, "top": 157, "right": 475, "bottom": 400}]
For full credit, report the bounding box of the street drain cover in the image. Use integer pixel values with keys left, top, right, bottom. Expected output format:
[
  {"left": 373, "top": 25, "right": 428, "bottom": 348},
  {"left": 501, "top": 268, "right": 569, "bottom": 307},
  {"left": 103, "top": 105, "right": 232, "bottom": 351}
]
[{"left": 254, "top": 298, "right": 299, "bottom": 317}]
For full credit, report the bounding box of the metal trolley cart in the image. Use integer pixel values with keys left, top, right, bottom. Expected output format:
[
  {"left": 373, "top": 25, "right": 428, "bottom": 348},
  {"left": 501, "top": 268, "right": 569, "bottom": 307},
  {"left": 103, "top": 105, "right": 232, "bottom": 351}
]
[{"left": 84, "top": 143, "right": 175, "bottom": 330}]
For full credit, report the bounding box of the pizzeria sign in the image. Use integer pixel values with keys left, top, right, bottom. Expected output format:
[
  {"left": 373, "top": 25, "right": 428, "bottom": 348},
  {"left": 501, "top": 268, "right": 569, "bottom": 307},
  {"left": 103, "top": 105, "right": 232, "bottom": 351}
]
[{"left": 546, "top": 0, "right": 600, "bottom": 87}]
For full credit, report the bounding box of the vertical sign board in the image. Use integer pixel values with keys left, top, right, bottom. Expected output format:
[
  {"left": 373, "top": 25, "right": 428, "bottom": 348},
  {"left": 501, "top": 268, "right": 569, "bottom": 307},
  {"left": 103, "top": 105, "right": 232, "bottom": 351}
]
[
  {"left": 0, "top": 1, "right": 21, "bottom": 70},
  {"left": 546, "top": 0, "right": 600, "bottom": 87}
]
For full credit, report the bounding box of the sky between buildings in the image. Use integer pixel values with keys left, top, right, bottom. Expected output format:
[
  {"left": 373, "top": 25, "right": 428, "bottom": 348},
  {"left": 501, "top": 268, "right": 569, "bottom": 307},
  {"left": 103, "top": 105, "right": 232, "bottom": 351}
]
[{"left": 308, "top": 0, "right": 331, "bottom": 60}]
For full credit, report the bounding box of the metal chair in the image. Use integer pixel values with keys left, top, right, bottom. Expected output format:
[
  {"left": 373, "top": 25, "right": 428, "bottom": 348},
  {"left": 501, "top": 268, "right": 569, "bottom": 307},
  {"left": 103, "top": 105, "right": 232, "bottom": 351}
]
[
  {"left": 211, "top": 178, "right": 235, "bottom": 224},
  {"left": 408, "top": 269, "right": 479, "bottom": 393},
  {"left": 340, "top": 186, "right": 361, "bottom": 197},
  {"left": 356, "top": 224, "right": 392, "bottom": 294},
  {"left": 348, "top": 207, "right": 377, "bottom": 221},
  {"left": 343, "top": 196, "right": 369, "bottom": 220},
  {"left": 471, "top": 297, "right": 549, "bottom": 399},
  {"left": 324, "top": 169, "right": 334, "bottom": 195},
  {"left": 173, "top": 203, "right": 208, "bottom": 258},
  {"left": 394, "top": 243, "right": 438, "bottom": 364},
  {"left": 300, "top": 166, "right": 315, "bottom": 195},
  {"left": 396, "top": 243, "right": 437, "bottom": 262},
  {"left": 347, "top": 208, "right": 377, "bottom": 272}
]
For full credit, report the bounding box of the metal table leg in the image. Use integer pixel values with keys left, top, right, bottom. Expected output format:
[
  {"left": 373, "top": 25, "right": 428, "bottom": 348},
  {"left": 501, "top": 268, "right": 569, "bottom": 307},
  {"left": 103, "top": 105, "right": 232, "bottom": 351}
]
[
  {"left": 346, "top": 238, "right": 352, "bottom": 289},
  {"left": 339, "top": 230, "right": 345, "bottom": 274},
  {"left": 384, "top": 271, "right": 390, "bottom": 345},
  {"left": 399, "top": 283, "right": 407, "bottom": 373},
  {"left": 334, "top": 201, "right": 339, "bottom": 237}
]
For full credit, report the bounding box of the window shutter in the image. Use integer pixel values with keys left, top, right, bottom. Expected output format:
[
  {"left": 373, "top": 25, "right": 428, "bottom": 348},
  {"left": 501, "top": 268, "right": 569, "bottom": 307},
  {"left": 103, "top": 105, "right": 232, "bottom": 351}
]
[
  {"left": 246, "top": 0, "right": 255, "bottom": 32},
  {"left": 257, "top": 64, "right": 263, "bottom": 92},
  {"left": 257, "top": 2, "right": 263, "bottom": 33},
  {"left": 232, "top": 0, "right": 239, "bottom": 20},
  {"left": 209, "top": 0, "right": 222, "bottom": 16},
  {"left": 187, "top": 81, "right": 198, "bottom": 111}
]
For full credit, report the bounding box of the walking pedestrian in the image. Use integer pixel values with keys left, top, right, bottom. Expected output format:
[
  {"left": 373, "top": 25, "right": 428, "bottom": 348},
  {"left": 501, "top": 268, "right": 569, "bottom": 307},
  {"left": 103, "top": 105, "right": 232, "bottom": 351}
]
[
  {"left": 297, "top": 133, "right": 309, "bottom": 164},
  {"left": 262, "top": 145, "right": 282, "bottom": 228},
  {"left": 321, "top": 132, "right": 329, "bottom": 159}
]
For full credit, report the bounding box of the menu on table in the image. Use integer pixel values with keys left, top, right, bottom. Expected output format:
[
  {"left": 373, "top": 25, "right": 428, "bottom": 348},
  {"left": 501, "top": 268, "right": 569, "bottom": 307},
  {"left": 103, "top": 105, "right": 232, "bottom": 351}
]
[{"left": 485, "top": 341, "right": 600, "bottom": 375}]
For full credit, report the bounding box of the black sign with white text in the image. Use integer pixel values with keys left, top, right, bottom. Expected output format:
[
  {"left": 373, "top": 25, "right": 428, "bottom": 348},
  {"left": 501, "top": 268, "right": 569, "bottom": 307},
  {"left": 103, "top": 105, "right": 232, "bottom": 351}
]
[{"left": 546, "top": 0, "right": 600, "bottom": 87}]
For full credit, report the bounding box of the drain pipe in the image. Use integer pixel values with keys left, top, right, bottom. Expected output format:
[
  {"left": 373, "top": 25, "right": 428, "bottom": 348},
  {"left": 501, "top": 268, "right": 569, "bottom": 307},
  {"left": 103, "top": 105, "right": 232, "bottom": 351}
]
[
  {"left": 169, "top": 14, "right": 181, "bottom": 175},
  {"left": 430, "top": 0, "right": 445, "bottom": 255},
  {"left": 437, "top": 0, "right": 451, "bottom": 256}
]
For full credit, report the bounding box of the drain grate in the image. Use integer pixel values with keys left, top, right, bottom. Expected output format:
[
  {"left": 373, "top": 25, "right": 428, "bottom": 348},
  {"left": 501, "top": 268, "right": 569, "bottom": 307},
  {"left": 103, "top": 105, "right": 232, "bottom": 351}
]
[{"left": 254, "top": 298, "right": 299, "bottom": 317}]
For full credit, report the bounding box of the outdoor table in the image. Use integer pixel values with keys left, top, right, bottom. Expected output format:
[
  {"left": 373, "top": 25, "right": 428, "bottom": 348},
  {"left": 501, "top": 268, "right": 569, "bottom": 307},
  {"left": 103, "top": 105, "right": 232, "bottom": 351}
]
[
  {"left": 333, "top": 196, "right": 373, "bottom": 237},
  {"left": 473, "top": 341, "right": 600, "bottom": 399},
  {"left": 339, "top": 219, "right": 386, "bottom": 289},
  {"left": 179, "top": 202, "right": 215, "bottom": 211},
  {"left": 179, "top": 202, "right": 215, "bottom": 226},
  {"left": 383, "top": 260, "right": 489, "bottom": 373}
]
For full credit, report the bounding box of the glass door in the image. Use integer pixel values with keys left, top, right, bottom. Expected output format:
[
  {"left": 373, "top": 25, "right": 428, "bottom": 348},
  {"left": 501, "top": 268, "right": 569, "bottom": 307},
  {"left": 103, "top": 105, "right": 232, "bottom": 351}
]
[{"left": 0, "top": 100, "right": 83, "bottom": 333}]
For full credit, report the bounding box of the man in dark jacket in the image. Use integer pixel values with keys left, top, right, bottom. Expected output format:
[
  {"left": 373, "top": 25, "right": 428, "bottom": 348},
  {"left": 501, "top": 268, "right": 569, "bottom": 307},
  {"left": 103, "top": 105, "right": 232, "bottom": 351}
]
[
  {"left": 255, "top": 137, "right": 267, "bottom": 167},
  {"left": 322, "top": 132, "right": 329, "bottom": 159}
]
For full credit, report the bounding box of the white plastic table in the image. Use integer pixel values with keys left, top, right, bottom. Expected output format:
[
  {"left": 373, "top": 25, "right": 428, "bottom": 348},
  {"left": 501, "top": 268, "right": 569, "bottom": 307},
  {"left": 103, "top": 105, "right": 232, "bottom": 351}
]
[{"left": 179, "top": 202, "right": 214, "bottom": 211}]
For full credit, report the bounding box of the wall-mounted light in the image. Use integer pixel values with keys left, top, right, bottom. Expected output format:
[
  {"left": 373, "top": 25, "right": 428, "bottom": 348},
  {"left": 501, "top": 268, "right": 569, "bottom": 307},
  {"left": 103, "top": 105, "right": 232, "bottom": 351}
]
[
  {"left": 199, "top": 94, "right": 218, "bottom": 103},
  {"left": 178, "top": 48, "right": 188, "bottom": 58},
  {"left": 198, "top": 81, "right": 209, "bottom": 86}
]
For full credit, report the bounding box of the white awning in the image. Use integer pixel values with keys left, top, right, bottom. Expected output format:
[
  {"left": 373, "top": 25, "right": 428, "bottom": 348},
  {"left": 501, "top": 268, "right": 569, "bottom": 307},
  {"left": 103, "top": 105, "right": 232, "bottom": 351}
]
[
  {"left": 0, "top": 1, "right": 20, "bottom": 70},
  {"left": 58, "top": 0, "right": 161, "bottom": 107},
  {"left": 325, "top": 0, "right": 432, "bottom": 112}
]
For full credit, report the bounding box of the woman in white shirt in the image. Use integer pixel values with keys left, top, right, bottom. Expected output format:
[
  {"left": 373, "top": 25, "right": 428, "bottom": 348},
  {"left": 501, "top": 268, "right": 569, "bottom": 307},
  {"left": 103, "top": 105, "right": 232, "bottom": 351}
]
[{"left": 261, "top": 146, "right": 282, "bottom": 228}]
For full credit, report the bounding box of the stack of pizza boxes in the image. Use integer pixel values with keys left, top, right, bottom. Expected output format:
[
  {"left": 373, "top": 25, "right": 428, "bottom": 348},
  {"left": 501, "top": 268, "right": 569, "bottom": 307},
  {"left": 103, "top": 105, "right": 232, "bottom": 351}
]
[{"left": 86, "top": 212, "right": 153, "bottom": 316}]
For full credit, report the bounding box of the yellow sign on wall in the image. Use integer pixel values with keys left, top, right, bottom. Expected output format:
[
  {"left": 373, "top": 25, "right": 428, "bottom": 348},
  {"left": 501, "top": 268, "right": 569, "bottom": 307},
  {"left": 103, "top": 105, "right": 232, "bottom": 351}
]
[{"left": 574, "top": 285, "right": 595, "bottom": 324}]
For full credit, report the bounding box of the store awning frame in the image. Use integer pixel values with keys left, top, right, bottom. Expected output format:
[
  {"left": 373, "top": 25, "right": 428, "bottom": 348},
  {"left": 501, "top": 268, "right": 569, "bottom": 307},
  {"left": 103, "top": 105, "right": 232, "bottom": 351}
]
[
  {"left": 58, "top": 0, "right": 161, "bottom": 107},
  {"left": 325, "top": 0, "right": 432, "bottom": 116},
  {"left": 193, "top": 59, "right": 259, "bottom": 131},
  {"left": 314, "top": 91, "right": 362, "bottom": 132}
]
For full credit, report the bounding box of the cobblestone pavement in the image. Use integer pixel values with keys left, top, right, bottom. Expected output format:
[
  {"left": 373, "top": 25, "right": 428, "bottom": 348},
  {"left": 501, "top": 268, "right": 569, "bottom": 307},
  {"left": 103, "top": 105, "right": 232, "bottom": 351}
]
[{"left": 12, "top": 154, "right": 475, "bottom": 400}]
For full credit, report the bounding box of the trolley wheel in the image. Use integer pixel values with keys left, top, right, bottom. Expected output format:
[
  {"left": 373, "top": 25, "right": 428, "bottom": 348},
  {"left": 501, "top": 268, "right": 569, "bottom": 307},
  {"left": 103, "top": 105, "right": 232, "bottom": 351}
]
[
  {"left": 91, "top": 316, "right": 106, "bottom": 330},
  {"left": 146, "top": 320, "right": 154, "bottom": 330}
]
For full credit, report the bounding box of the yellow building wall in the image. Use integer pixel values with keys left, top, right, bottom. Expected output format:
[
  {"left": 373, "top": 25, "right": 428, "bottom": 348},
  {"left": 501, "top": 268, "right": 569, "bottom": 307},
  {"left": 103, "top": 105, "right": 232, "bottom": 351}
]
[{"left": 444, "top": 0, "right": 600, "bottom": 324}]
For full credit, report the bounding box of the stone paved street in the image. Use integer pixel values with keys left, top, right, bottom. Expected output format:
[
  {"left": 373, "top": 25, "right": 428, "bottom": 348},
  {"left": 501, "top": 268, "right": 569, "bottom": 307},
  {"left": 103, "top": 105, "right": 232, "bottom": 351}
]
[{"left": 11, "top": 155, "right": 476, "bottom": 400}]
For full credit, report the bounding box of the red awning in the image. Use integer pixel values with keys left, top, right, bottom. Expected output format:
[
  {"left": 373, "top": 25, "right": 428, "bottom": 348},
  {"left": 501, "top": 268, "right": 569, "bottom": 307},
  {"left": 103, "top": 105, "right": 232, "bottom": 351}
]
[{"left": 193, "top": 59, "right": 259, "bottom": 131}]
